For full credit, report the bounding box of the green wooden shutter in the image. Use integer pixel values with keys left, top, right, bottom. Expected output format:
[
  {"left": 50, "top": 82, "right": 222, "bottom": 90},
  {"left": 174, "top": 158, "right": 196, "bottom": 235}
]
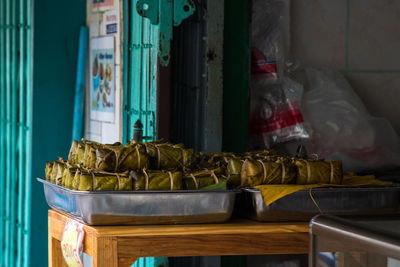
[
  {"left": 125, "top": 0, "right": 159, "bottom": 142},
  {"left": 0, "top": 0, "right": 33, "bottom": 266}
]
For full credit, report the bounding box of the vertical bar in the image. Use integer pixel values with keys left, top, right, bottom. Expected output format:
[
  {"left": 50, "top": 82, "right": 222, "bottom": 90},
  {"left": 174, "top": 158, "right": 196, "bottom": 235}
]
[
  {"left": 128, "top": 0, "right": 143, "bottom": 140},
  {"left": 12, "top": 0, "right": 17, "bottom": 264},
  {"left": 222, "top": 0, "right": 250, "bottom": 153},
  {"left": 122, "top": 0, "right": 130, "bottom": 144},
  {"left": 155, "top": 0, "right": 173, "bottom": 140},
  {"left": 0, "top": 0, "right": 5, "bottom": 264},
  {"left": 150, "top": 24, "right": 158, "bottom": 140},
  {"left": 142, "top": 19, "right": 149, "bottom": 139},
  {"left": 5, "top": 0, "right": 11, "bottom": 265},
  {"left": 202, "top": 0, "right": 224, "bottom": 153},
  {"left": 24, "top": 1, "right": 33, "bottom": 266},
  {"left": 9, "top": 0, "right": 17, "bottom": 265},
  {"left": 17, "top": 0, "right": 25, "bottom": 265}
]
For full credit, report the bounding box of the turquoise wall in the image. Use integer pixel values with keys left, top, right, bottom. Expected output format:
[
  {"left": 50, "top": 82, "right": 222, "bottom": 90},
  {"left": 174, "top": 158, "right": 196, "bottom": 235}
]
[{"left": 31, "top": 0, "right": 86, "bottom": 266}]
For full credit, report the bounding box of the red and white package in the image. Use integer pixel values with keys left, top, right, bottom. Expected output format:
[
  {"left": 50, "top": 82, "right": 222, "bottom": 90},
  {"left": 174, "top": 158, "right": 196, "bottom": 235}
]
[{"left": 249, "top": 77, "right": 309, "bottom": 149}]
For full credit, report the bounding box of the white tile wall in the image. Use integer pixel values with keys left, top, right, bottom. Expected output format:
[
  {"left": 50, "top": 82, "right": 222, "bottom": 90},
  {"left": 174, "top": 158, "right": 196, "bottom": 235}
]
[
  {"left": 349, "top": 0, "right": 400, "bottom": 70},
  {"left": 291, "top": 0, "right": 347, "bottom": 69},
  {"left": 346, "top": 73, "right": 400, "bottom": 133},
  {"left": 291, "top": 0, "right": 400, "bottom": 135}
]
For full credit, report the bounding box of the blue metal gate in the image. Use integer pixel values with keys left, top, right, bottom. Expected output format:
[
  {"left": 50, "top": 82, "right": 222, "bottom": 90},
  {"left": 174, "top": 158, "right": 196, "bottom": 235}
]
[{"left": 0, "top": 0, "right": 32, "bottom": 266}]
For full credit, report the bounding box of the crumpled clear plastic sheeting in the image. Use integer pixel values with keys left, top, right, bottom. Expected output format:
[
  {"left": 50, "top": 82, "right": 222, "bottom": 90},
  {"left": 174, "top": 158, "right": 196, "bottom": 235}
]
[
  {"left": 251, "top": 0, "right": 291, "bottom": 82},
  {"left": 302, "top": 68, "right": 400, "bottom": 172},
  {"left": 249, "top": 76, "right": 310, "bottom": 150}
]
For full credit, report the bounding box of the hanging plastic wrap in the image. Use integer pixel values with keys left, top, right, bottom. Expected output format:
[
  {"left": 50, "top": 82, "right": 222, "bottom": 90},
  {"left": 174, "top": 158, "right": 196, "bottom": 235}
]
[
  {"left": 300, "top": 68, "right": 400, "bottom": 172},
  {"left": 251, "top": 0, "right": 291, "bottom": 82},
  {"left": 249, "top": 0, "right": 309, "bottom": 149},
  {"left": 249, "top": 77, "right": 310, "bottom": 149}
]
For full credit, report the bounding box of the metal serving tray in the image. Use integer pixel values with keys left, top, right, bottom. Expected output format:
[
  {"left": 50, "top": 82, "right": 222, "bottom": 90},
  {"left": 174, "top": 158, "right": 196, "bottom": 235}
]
[
  {"left": 235, "top": 186, "right": 400, "bottom": 222},
  {"left": 38, "top": 178, "right": 237, "bottom": 225}
]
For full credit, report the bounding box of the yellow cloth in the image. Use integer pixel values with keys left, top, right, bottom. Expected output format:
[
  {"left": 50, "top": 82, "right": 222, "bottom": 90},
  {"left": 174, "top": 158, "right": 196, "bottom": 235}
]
[{"left": 254, "top": 173, "right": 392, "bottom": 206}]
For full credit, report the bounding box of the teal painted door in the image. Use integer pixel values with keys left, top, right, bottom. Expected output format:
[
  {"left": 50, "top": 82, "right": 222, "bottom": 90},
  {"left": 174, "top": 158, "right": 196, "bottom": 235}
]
[
  {"left": 0, "top": 0, "right": 32, "bottom": 266},
  {"left": 126, "top": 1, "right": 170, "bottom": 265},
  {"left": 125, "top": 0, "right": 159, "bottom": 142}
]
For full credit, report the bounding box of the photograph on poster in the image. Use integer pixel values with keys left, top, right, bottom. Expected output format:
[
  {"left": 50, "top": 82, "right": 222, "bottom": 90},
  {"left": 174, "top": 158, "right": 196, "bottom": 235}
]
[
  {"left": 92, "top": 0, "right": 115, "bottom": 11},
  {"left": 90, "top": 36, "right": 115, "bottom": 123}
]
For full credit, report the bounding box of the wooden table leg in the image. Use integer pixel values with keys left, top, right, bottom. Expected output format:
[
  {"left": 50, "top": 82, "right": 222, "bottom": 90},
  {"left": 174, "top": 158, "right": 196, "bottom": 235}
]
[
  {"left": 92, "top": 237, "right": 119, "bottom": 267},
  {"left": 93, "top": 236, "right": 139, "bottom": 267},
  {"left": 48, "top": 236, "right": 68, "bottom": 267},
  {"left": 118, "top": 257, "right": 139, "bottom": 267}
]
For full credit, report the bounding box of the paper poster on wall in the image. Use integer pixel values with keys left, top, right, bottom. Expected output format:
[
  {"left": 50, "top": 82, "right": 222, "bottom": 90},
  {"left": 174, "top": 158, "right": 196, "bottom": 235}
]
[
  {"left": 92, "top": 0, "right": 115, "bottom": 11},
  {"left": 102, "top": 10, "right": 118, "bottom": 35},
  {"left": 90, "top": 36, "right": 115, "bottom": 123}
]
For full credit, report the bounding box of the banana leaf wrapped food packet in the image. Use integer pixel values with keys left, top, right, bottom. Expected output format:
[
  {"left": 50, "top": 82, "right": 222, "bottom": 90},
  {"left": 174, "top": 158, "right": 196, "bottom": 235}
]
[
  {"left": 197, "top": 152, "right": 237, "bottom": 169},
  {"left": 183, "top": 167, "right": 226, "bottom": 190},
  {"left": 226, "top": 159, "right": 244, "bottom": 188},
  {"left": 240, "top": 158, "right": 296, "bottom": 187},
  {"left": 144, "top": 142, "right": 194, "bottom": 170},
  {"left": 243, "top": 150, "right": 278, "bottom": 160},
  {"left": 68, "top": 140, "right": 86, "bottom": 165},
  {"left": 50, "top": 160, "right": 66, "bottom": 185},
  {"left": 63, "top": 164, "right": 78, "bottom": 189},
  {"left": 68, "top": 140, "right": 79, "bottom": 164},
  {"left": 45, "top": 162, "right": 54, "bottom": 181},
  {"left": 83, "top": 141, "right": 102, "bottom": 169},
  {"left": 95, "top": 143, "right": 149, "bottom": 172},
  {"left": 72, "top": 168, "right": 133, "bottom": 191},
  {"left": 295, "top": 159, "right": 343, "bottom": 185},
  {"left": 82, "top": 139, "right": 123, "bottom": 169},
  {"left": 131, "top": 169, "right": 182, "bottom": 190}
]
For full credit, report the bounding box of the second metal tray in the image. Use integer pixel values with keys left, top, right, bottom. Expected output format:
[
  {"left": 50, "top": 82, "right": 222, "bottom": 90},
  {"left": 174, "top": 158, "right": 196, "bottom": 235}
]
[
  {"left": 235, "top": 186, "right": 400, "bottom": 221},
  {"left": 38, "top": 178, "right": 237, "bottom": 225}
]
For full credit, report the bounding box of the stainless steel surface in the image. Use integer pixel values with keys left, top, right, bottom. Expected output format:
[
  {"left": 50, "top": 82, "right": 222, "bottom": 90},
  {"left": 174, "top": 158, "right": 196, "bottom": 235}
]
[
  {"left": 38, "top": 178, "right": 237, "bottom": 225},
  {"left": 309, "top": 215, "right": 400, "bottom": 266},
  {"left": 236, "top": 186, "right": 400, "bottom": 221}
]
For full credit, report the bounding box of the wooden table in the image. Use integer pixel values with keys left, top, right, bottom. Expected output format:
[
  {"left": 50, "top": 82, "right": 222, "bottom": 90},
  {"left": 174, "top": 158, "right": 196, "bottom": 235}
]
[{"left": 48, "top": 209, "right": 309, "bottom": 267}]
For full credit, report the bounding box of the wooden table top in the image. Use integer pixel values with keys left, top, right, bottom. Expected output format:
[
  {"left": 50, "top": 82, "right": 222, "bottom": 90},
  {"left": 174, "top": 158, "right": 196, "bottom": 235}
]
[
  {"left": 49, "top": 209, "right": 309, "bottom": 237},
  {"left": 49, "top": 209, "right": 310, "bottom": 265}
]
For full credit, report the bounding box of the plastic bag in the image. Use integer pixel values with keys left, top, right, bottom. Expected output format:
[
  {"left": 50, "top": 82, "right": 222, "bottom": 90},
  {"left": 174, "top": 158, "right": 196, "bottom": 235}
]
[
  {"left": 251, "top": 0, "right": 290, "bottom": 82},
  {"left": 61, "top": 219, "right": 84, "bottom": 267},
  {"left": 301, "top": 68, "right": 400, "bottom": 172},
  {"left": 249, "top": 76, "right": 310, "bottom": 149}
]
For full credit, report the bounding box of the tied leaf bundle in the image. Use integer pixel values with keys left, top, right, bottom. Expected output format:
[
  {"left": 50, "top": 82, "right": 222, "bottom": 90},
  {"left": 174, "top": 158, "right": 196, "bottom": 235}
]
[
  {"left": 295, "top": 159, "right": 343, "bottom": 185},
  {"left": 183, "top": 167, "right": 226, "bottom": 190},
  {"left": 72, "top": 169, "right": 132, "bottom": 191},
  {"left": 226, "top": 159, "right": 244, "bottom": 188},
  {"left": 95, "top": 143, "right": 149, "bottom": 172},
  {"left": 62, "top": 164, "right": 78, "bottom": 189},
  {"left": 240, "top": 158, "right": 296, "bottom": 187},
  {"left": 50, "top": 159, "right": 66, "bottom": 185},
  {"left": 131, "top": 169, "right": 183, "bottom": 190},
  {"left": 45, "top": 162, "right": 54, "bottom": 181},
  {"left": 196, "top": 152, "right": 237, "bottom": 169},
  {"left": 145, "top": 142, "right": 194, "bottom": 170}
]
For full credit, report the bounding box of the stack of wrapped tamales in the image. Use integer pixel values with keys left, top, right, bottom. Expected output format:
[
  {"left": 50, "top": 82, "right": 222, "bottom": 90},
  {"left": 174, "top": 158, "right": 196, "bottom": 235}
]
[
  {"left": 45, "top": 139, "right": 344, "bottom": 191},
  {"left": 45, "top": 139, "right": 195, "bottom": 191}
]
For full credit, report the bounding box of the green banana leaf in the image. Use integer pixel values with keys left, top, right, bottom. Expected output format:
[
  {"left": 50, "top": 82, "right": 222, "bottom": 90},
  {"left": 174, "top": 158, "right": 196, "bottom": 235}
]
[
  {"left": 63, "top": 166, "right": 77, "bottom": 189},
  {"left": 200, "top": 181, "right": 227, "bottom": 190},
  {"left": 132, "top": 170, "right": 182, "bottom": 190},
  {"left": 45, "top": 162, "right": 54, "bottom": 181},
  {"left": 95, "top": 143, "right": 149, "bottom": 172},
  {"left": 226, "top": 159, "right": 243, "bottom": 188},
  {"left": 240, "top": 158, "right": 296, "bottom": 187},
  {"left": 183, "top": 167, "right": 226, "bottom": 190},
  {"left": 144, "top": 142, "right": 194, "bottom": 170},
  {"left": 295, "top": 159, "right": 343, "bottom": 185}
]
